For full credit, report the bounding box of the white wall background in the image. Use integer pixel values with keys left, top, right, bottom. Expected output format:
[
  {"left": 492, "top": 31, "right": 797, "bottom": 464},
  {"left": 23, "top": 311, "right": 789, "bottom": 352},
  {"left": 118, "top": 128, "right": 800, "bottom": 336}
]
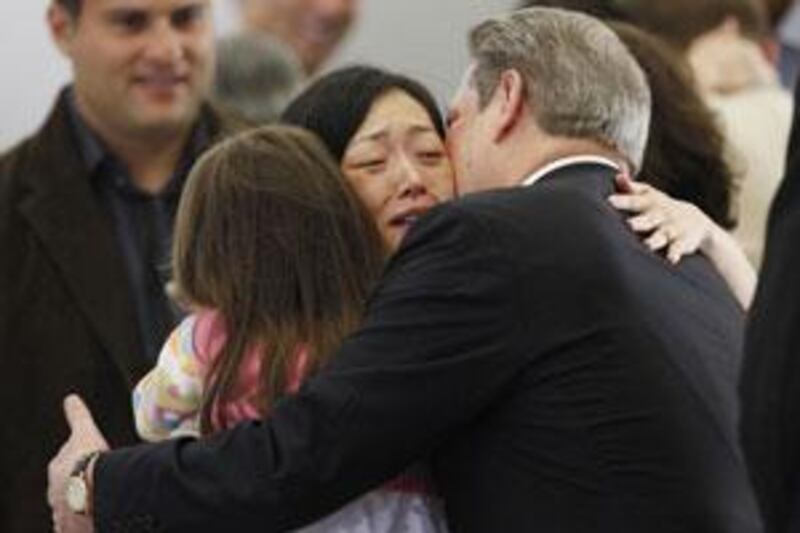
[{"left": 0, "top": 0, "right": 515, "bottom": 151}]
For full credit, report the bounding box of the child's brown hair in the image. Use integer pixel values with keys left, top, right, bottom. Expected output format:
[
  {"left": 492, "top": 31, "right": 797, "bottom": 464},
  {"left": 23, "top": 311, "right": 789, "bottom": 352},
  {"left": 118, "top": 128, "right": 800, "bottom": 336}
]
[{"left": 172, "top": 125, "right": 386, "bottom": 433}]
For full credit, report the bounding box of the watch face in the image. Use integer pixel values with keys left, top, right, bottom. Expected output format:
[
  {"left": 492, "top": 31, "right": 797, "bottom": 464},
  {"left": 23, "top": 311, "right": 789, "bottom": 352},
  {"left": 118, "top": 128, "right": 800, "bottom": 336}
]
[{"left": 66, "top": 476, "right": 88, "bottom": 513}]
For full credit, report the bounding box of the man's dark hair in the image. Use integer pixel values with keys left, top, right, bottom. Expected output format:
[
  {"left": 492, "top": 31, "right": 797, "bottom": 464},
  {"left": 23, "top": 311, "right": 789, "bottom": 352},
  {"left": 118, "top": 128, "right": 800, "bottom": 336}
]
[{"left": 56, "top": 0, "right": 82, "bottom": 17}]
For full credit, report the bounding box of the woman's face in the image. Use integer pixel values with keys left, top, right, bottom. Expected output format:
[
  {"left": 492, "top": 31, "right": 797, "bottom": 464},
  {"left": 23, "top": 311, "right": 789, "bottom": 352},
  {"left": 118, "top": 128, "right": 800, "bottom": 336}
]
[{"left": 341, "top": 90, "right": 455, "bottom": 252}]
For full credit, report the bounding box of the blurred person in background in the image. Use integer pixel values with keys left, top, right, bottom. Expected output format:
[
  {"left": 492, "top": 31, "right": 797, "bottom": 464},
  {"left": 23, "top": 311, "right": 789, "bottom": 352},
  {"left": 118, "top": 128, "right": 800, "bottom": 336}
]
[
  {"left": 239, "top": 0, "right": 359, "bottom": 75},
  {"left": 214, "top": 32, "right": 304, "bottom": 122},
  {"left": 515, "top": 0, "right": 625, "bottom": 19},
  {"left": 774, "top": 0, "right": 800, "bottom": 88},
  {"left": 620, "top": 0, "right": 793, "bottom": 267},
  {"left": 0, "top": 0, "right": 242, "bottom": 531}
]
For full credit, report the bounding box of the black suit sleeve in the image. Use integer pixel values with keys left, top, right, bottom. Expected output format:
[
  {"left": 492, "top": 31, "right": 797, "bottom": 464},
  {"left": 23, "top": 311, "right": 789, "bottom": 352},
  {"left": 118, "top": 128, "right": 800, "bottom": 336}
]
[
  {"left": 740, "top": 81, "right": 800, "bottom": 532},
  {"left": 93, "top": 204, "right": 527, "bottom": 532}
]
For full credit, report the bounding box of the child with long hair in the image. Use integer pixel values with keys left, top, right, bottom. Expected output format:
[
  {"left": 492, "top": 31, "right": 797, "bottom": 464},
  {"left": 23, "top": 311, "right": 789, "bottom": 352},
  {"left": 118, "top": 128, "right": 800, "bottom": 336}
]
[{"left": 132, "top": 125, "right": 447, "bottom": 531}]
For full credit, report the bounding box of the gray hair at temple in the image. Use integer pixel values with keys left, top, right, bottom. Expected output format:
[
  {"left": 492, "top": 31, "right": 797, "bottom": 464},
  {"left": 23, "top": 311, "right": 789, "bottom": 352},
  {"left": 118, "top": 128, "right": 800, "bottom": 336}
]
[
  {"left": 468, "top": 7, "right": 651, "bottom": 170},
  {"left": 214, "top": 33, "right": 305, "bottom": 123}
]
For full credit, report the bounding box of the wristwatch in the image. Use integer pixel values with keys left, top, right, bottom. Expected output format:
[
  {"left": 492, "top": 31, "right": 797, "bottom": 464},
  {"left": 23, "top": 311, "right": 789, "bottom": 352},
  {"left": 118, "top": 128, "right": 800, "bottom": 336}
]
[{"left": 66, "top": 450, "right": 102, "bottom": 515}]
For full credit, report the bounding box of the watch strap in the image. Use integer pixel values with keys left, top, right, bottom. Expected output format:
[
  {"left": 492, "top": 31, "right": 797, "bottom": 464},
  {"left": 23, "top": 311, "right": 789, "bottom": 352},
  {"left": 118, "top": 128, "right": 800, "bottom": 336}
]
[{"left": 71, "top": 450, "right": 103, "bottom": 478}]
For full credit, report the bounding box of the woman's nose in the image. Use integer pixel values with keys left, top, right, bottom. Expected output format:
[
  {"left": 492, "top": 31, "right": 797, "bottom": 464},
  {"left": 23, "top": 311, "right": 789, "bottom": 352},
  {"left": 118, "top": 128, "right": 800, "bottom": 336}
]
[{"left": 396, "top": 156, "right": 428, "bottom": 198}]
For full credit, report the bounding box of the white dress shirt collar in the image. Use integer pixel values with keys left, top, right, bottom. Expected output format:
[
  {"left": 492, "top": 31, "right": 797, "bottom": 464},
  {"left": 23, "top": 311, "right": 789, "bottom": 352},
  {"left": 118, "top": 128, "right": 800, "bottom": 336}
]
[{"left": 520, "top": 155, "right": 620, "bottom": 188}]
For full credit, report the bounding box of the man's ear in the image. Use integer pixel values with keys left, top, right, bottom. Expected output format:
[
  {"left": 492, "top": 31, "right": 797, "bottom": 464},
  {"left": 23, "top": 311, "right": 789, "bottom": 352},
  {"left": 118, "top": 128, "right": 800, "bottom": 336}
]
[
  {"left": 48, "top": 3, "right": 77, "bottom": 57},
  {"left": 489, "top": 69, "right": 526, "bottom": 144}
]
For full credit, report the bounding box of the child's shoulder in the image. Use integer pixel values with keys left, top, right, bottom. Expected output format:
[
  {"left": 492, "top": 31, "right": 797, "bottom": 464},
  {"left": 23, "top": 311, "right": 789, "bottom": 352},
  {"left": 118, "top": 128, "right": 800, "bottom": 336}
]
[{"left": 186, "top": 309, "right": 228, "bottom": 367}]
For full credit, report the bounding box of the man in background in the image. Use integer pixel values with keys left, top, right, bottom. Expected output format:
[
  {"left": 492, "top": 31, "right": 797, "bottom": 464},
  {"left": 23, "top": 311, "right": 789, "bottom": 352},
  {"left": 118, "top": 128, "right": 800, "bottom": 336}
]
[
  {"left": 0, "top": 0, "right": 241, "bottom": 531},
  {"left": 213, "top": 32, "right": 304, "bottom": 123},
  {"left": 239, "top": 0, "right": 358, "bottom": 75}
]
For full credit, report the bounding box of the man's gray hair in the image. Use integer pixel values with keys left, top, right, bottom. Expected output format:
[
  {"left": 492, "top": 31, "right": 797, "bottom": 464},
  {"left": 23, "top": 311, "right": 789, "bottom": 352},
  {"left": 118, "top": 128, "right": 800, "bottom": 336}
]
[
  {"left": 469, "top": 7, "right": 651, "bottom": 169},
  {"left": 214, "top": 33, "right": 304, "bottom": 123}
]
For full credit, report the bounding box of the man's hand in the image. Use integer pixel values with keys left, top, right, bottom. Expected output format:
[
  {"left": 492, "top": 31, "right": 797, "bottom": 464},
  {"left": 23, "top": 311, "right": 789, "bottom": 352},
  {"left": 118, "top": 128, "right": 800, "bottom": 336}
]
[{"left": 47, "top": 395, "right": 110, "bottom": 533}]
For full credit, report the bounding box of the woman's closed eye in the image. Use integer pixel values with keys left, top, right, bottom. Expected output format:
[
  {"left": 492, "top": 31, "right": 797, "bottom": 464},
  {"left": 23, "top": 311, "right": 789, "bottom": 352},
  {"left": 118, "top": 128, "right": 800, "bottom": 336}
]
[
  {"left": 353, "top": 159, "right": 388, "bottom": 172},
  {"left": 418, "top": 150, "right": 446, "bottom": 164}
]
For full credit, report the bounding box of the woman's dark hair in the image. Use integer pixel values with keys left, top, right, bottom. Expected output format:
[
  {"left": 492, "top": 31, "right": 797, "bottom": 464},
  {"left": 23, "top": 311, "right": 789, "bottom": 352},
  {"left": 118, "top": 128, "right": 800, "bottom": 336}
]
[
  {"left": 172, "top": 125, "right": 385, "bottom": 433},
  {"left": 611, "top": 22, "right": 738, "bottom": 228},
  {"left": 281, "top": 65, "right": 445, "bottom": 162}
]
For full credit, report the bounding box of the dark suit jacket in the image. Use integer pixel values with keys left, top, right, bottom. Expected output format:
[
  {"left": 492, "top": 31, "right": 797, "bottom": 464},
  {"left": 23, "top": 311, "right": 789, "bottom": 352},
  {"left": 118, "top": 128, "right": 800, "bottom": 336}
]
[
  {"left": 0, "top": 90, "right": 243, "bottom": 533},
  {"left": 93, "top": 163, "right": 761, "bottom": 532},
  {"left": 740, "top": 82, "right": 800, "bottom": 533}
]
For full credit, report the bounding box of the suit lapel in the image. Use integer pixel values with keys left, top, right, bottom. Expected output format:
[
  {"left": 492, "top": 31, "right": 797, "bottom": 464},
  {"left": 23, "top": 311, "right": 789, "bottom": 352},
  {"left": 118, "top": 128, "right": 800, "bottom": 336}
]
[{"left": 18, "top": 96, "right": 150, "bottom": 385}]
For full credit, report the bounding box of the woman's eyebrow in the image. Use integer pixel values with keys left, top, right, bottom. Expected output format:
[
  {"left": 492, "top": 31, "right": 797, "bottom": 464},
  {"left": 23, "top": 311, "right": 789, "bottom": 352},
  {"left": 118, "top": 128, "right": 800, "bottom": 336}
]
[
  {"left": 353, "top": 123, "right": 437, "bottom": 144},
  {"left": 351, "top": 129, "right": 390, "bottom": 145}
]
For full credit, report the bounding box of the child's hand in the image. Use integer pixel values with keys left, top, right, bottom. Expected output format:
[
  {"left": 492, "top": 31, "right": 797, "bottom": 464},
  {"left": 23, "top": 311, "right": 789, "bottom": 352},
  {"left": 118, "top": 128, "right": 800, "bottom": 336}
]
[{"left": 609, "top": 181, "right": 714, "bottom": 264}]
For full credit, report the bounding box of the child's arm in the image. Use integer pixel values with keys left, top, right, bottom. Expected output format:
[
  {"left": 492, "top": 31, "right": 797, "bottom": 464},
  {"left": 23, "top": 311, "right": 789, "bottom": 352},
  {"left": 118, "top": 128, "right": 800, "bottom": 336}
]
[
  {"left": 609, "top": 180, "right": 756, "bottom": 309},
  {"left": 132, "top": 315, "right": 204, "bottom": 442}
]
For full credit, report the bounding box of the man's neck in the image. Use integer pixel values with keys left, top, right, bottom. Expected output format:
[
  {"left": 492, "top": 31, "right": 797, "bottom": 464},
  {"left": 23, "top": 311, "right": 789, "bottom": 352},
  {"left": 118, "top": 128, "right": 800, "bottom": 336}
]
[
  {"left": 75, "top": 98, "right": 193, "bottom": 195},
  {"left": 513, "top": 136, "right": 623, "bottom": 187},
  {"left": 115, "top": 135, "right": 190, "bottom": 195}
]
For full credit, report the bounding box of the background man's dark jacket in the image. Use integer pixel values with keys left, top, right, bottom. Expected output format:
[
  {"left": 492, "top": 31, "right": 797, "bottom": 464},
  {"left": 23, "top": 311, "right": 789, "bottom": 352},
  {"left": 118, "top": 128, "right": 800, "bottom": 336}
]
[
  {"left": 0, "top": 90, "right": 243, "bottom": 533},
  {"left": 94, "top": 164, "right": 761, "bottom": 533},
  {"left": 741, "top": 81, "right": 800, "bottom": 533}
]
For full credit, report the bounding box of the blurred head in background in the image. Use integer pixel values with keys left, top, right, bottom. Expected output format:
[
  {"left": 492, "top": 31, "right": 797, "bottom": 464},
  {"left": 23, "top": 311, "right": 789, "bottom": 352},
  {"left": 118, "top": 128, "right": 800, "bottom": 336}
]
[
  {"left": 240, "top": 0, "right": 359, "bottom": 74},
  {"left": 214, "top": 32, "right": 303, "bottom": 123}
]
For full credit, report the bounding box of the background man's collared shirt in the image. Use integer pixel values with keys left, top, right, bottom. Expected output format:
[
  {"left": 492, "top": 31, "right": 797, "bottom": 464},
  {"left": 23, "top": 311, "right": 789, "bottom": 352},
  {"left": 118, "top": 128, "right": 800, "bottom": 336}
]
[{"left": 66, "top": 89, "right": 209, "bottom": 361}]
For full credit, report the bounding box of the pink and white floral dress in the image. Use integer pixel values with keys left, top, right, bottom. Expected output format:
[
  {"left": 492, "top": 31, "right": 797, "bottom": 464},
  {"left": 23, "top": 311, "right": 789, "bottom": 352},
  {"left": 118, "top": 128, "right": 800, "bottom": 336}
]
[{"left": 133, "top": 310, "right": 448, "bottom": 533}]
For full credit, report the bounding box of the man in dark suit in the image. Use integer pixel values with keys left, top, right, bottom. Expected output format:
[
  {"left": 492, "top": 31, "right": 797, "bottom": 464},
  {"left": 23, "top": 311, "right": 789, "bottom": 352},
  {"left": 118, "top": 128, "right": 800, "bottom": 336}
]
[
  {"left": 740, "top": 82, "right": 800, "bottom": 532},
  {"left": 48, "top": 8, "right": 761, "bottom": 533},
  {"left": 0, "top": 1, "right": 242, "bottom": 531}
]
